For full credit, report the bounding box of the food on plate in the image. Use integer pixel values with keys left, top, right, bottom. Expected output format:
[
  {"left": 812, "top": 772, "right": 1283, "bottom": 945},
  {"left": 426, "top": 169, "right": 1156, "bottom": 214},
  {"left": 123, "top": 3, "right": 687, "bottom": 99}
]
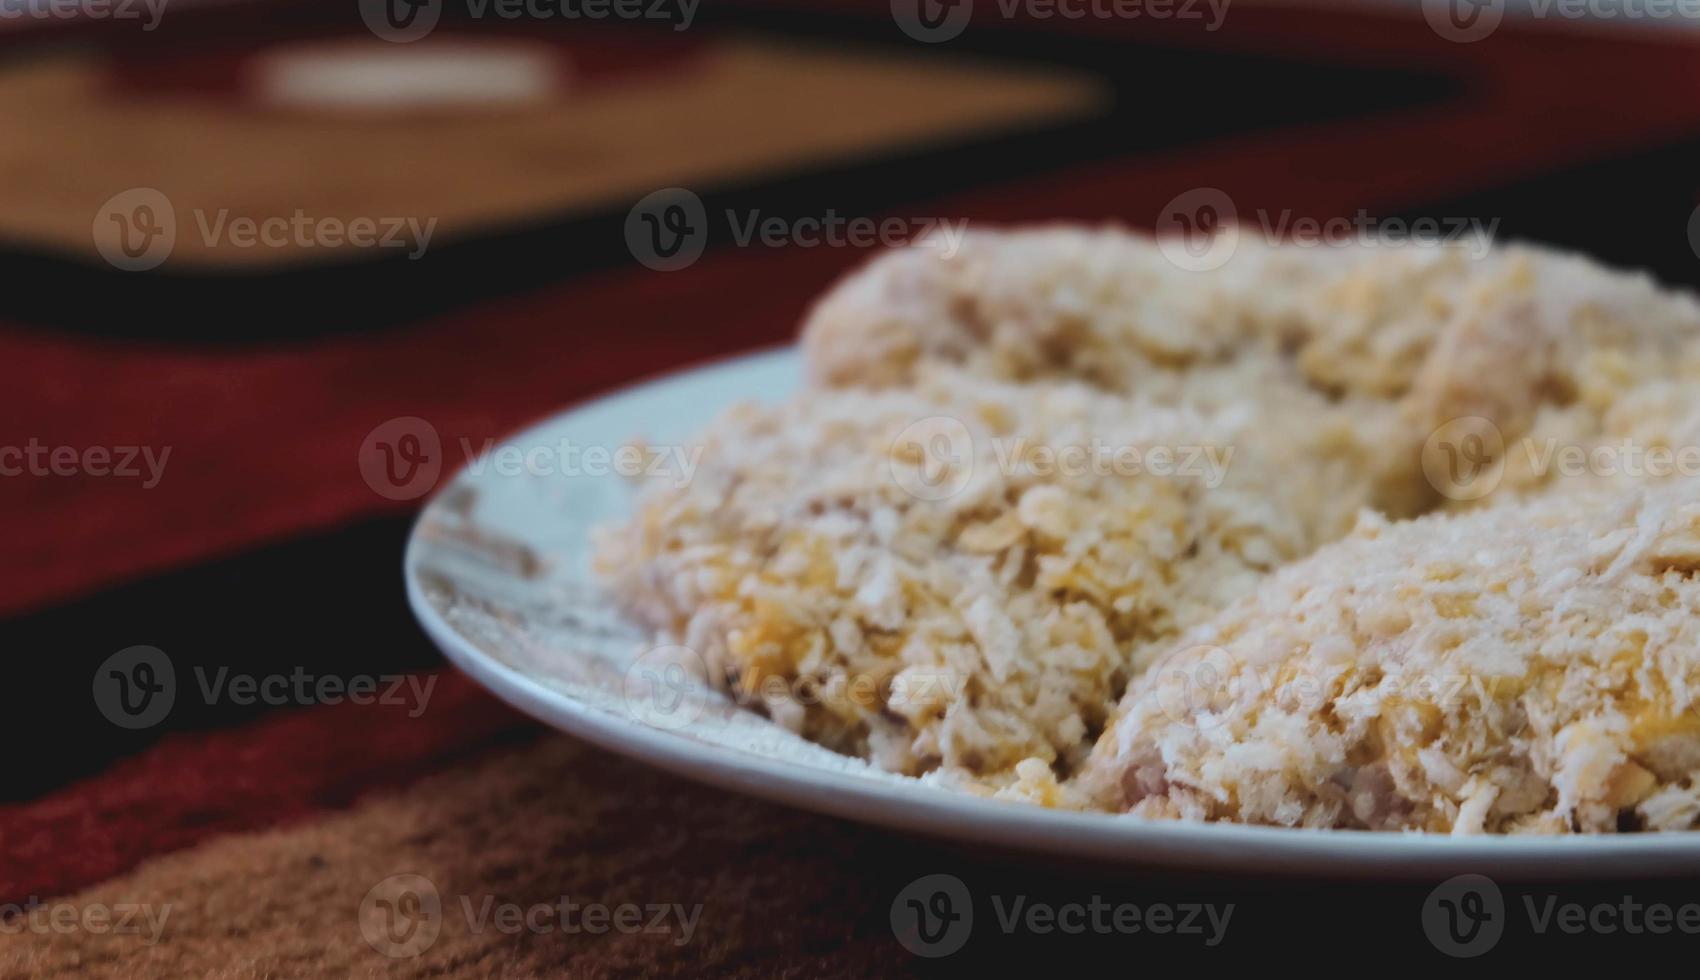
[
  {"left": 593, "top": 367, "right": 1382, "bottom": 785},
  {"left": 1078, "top": 481, "right": 1700, "bottom": 834},
  {"left": 595, "top": 227, "right": 1700, "bottom": 831},
  {"left": 803, "top": 229, "right": 1700, "bottom": 508}
]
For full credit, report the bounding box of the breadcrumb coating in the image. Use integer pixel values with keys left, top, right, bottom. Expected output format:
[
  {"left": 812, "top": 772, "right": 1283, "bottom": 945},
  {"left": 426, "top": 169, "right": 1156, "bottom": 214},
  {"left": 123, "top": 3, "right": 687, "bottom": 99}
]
[
  {"left": 1081, "top": 483, "right": 1700, "bottom": 834},
  {"left": 803, "top": 228, "right": 1700, "bottom": 510},
  {"left": 593, "top": 369, "right": 1382, "bottom": 781},
  {"left": 596, "top": 227, "right": 1700, "bottom": 831},
  {"left": 802, "top": 228, "right": 1700, "bottom": 401}
]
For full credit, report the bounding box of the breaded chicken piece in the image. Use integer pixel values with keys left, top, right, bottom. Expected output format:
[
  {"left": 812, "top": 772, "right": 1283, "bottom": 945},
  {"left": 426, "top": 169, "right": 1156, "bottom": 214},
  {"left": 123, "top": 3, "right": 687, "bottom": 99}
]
[
  {"left": 593, "top": 368, "right": 1386, "bottom": 783},
  {"left": 1080, "top": 481, "right": 1700, "bottom": 833},
  {"left": 802, "top": 229, "right": 1700, "bottom": 511},
  {"left": 802, "top": 228, "right": 1440, "bottom": 398},
  {"left": 596, "top": 227, "right": 1700, "bottom": 824}
]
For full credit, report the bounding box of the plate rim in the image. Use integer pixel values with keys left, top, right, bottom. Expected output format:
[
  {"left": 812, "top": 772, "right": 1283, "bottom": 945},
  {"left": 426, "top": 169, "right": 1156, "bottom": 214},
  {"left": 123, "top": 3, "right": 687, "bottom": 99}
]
[{"left": 405, "top": 346, "right": 1700, "bottom": 878}]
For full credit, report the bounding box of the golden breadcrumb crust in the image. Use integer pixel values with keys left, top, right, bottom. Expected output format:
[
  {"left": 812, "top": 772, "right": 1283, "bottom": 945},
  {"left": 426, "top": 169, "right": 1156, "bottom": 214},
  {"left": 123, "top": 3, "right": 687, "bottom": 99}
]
[{"left": 597, "top": 228, "right": 1700, "bottom": 830}]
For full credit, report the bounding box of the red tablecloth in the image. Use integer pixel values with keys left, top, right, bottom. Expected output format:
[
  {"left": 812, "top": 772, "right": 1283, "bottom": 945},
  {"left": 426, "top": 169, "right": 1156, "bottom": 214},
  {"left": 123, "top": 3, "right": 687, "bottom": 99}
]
[{"left": 5, "top": 4, "right": 1700, "bottom": 973}]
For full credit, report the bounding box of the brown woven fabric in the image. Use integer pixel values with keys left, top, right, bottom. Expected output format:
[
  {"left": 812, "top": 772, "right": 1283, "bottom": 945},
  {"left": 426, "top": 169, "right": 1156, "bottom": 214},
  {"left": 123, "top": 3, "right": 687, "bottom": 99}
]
[
  {"left": 0, "top": 737, "right": 917, "bottom": 979},
  {"left": 0, "top": 40, "right": 1095, "bottom": 268}
]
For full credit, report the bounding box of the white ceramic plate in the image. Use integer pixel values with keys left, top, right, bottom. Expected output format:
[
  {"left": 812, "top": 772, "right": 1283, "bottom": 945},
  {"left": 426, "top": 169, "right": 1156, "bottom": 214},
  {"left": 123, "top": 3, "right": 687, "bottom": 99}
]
[{"left": 406, "top": 347, "right": 1700, "bottom": 878}]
